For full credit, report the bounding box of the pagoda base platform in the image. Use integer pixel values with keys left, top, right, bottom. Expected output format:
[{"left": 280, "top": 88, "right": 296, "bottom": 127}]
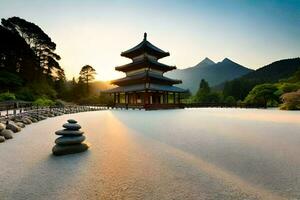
[{"left": 111, "top": 103, "right": 184, "bottom": 110}]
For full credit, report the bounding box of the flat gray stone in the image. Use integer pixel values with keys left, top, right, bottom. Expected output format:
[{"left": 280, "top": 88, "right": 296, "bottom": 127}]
[
  {"left": 52, "top": 143, "right": 89, "bottom": 156},
  {"left": 55, "top": 135, "right": 86, "bottom": 145},
  {"left": 67, "top": 119, "right": 77, "bottom": 124},
  {"left": 0, "top": 136, "right": 5, "bottom": 143},
  {"left": 55, "top": 129, "right": 84, "bottom": 136},
  {"left": 63, "top": 123, "right": 81, "bottom": 130},
  {"left": 0, "top": 129, "right": 13, "bottom": 139}
]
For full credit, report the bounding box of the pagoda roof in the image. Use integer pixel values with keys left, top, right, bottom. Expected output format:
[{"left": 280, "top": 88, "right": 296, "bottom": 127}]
[
  {"left": 115, "top": 56, "right": 176, "bottom": 72},
  {"left": 121, "top": 33, "right": 170, "bottom": 59},
  {"left": 104, "top": 83, "right": 187, "bottom": 93},
  {"left": 110, "top": 71, "right": 182, "bottom": 86}
]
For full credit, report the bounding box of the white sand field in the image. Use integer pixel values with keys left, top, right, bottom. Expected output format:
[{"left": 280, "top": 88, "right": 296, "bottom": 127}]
[{"left": 0, "top": 108, "right": 300, "bottom": 200}]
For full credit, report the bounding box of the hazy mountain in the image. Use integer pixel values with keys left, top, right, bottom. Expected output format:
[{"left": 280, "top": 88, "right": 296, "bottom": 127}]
[{"left": 167, "top": 57, "right": 253, "bottom": 94}]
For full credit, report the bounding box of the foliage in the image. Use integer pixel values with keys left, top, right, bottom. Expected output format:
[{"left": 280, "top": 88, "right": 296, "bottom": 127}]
[
  {"left": 280, "top": 90, "right": 300, "bottom": 110},
  {"left": 244, "top": 84, "right": 278, "bottom": 108},
  {"left": 76, "top": 93, "right": 113, "bottom": 105},
  {"left": 54, "top": 99, "right": 67, "bottom": 107},
  {"left": 224, "top": 96, "right": 236, "bottom": 106},
  {"left": 0, "top": 71, "right": 23, "bottom": 91},
  {"left": 33, "top": 97, "right": 55, "bottom": 106},
  {"left": 2, "top": 17, "right": 64, "bottom": 80},
  {"left": 0, "top": 17, "right": 65, "bottom": 101},
  {"left": 223, "top": 79, "right": 255, "bottom": 101},
  {"left": 79, "top": 65, "right": 96, "bottom": 93},
  {"left": 193, "top": 79, "right": 222, "bottom": 103},
  {"left": 15, "top": 87, "right": 35, "bottom": 101},
  {"left": 274, "top": 82, "right": 300, "bottom": 97},
  {"left": 0, "top": 92, "right": 16, "bottom": 101}
]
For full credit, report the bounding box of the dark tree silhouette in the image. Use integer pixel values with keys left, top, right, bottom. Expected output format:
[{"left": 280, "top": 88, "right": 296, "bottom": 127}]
[
  {"left": 1, "top": 17, "right": 64, "bottom": 81},
  {"left": 79, "top": 65, "right": 96, "bottom": 93}
]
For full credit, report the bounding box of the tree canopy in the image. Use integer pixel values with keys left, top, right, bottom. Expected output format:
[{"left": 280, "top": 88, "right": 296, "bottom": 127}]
[
  {"left": 79, "top": 65, "right": 96, "bottom": 93},
  {"left": 244, "top": 84, "right": 278, "bottom": 108}
]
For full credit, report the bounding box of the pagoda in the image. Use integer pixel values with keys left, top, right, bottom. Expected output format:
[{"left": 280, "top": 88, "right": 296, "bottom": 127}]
[{"left": 106, "top": 33, "right": 186, "bottom": 110}]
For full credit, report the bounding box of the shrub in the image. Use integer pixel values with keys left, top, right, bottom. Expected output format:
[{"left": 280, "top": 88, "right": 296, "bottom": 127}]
[
  {"left": 224, "top": 96, "right": 236, "bottom": 106},
  {"left": 54, "top": 99, "right": 67, "bottom": 107},
  {"left": 280, "top": 90, "right": 300, "bottom": 110},
  {"left": 15, "top": 87, "right": 35, "bottom": 101},
  {"left": 33, "top": 98, "right": 55, "bottom": 106},
  {"left": 244, "top": 84, "right": 278, "bottom": 108},
  {"left": 0, "top": 92, "right": 16, "bottom": 101}
]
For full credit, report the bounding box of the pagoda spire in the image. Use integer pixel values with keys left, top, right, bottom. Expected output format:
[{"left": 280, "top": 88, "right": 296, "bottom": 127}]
[{"left": 144, "top": 32, "right": 147, "bottom": 40}]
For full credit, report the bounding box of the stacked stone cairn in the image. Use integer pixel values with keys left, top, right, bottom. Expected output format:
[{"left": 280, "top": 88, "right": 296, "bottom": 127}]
[{"left": 52, "top": 119, "right": 89, "bottom": 156}]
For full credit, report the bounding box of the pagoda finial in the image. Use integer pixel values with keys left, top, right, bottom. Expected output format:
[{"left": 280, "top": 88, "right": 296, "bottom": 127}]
[{"left": 144, "top": 32, "right": 147, "bottom": 40}]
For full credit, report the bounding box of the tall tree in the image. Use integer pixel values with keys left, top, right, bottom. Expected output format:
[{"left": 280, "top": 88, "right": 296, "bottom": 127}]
[
  {"left": 79, "top": 65, "right": 96, "bottom": 93},
  {"left": 1, "top": 17, "right": 64, "bottom": 81},
  {"left": 196, "top": 79, "right": 210, "bottom": 97},
  {"left": 0, "top": 25, "right": 37, "bottom": 90}
]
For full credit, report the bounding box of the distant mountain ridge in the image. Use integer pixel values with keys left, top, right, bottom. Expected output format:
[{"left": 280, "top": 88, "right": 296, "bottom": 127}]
[
  {"left": 238, "top": 57, "right": 300, "bottom": 83},
  {"left": 167, "top": 57, "right": 253, "bottom": 94},
  {"left": 217, "top": 57, "right": 300, "bottom": 101}
]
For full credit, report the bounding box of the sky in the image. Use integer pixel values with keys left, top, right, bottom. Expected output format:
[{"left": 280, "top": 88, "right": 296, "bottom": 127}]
[{"left": 0, "top": 0, "right": 299, "bottom": 81}]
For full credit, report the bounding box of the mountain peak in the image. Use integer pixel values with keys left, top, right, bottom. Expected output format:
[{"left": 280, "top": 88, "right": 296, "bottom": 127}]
[
  {"left": 195, "top": 57, "right": 215, "bottom": 68},
  {"left": 222, "top": 58, "right": 233, "bottom": 63}
]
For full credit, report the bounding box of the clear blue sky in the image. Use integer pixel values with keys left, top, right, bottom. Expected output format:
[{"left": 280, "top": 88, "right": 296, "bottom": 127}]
[{"left": 1, "top": 0, "right": 299, "bottom": 80}]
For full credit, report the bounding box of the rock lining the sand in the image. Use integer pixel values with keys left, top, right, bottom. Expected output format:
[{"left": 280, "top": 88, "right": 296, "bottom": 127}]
[{"left": 0, "top": 129, "right": 13, "bottom": 139}]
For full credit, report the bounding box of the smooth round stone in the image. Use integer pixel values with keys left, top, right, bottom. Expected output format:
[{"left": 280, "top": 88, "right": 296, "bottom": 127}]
[
  {"left": 55, "top": 135, "right": 86, "bottom": 145},
  {"left": 6, "top": 122, "right": 21, "bottom": 133},
  {"left": 67, "top": 119, "right": 77, "bottom": 124},
  {"left": 63, "top": 123, "right": 81, "bottom": 130},
  {"left": 0, "top": 136, "right": 5, "bottom": 143},
  {"left": 15, "top": 122, "right": 25, "bottom": 128},
  {"left": 55, "top": 129, "right": 84, "bottom": 136},
  {"left": 0, "top": 123, "right": 5, "bottom": 131},
  {"left": 31, "top": 118, "right": 38, "bottom": 123},
  {"left": 22, "top": 118, "right": 32, "bottom": 124},
  {"left": 0, "top": 129, "right": 13, "bottom": 139},
  {"left": 52, "top": 143, "right": 89, "bottom": 156}
]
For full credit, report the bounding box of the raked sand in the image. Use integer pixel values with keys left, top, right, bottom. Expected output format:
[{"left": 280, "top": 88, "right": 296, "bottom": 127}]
[{"left": 0, "top": 108, "right": 300, "bottom": 200}]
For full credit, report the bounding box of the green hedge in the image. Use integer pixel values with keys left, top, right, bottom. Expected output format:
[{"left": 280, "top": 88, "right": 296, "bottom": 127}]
[
  {"left": 0, "top": 92, "right": 16, "bottom": 101},
  {"left": 33, "top": 98, "right": 55, "bottom": 106}
]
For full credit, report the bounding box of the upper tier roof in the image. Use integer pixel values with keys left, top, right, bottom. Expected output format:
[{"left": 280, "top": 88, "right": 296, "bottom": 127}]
[
  {"left": 121, "top": 33, "right": 170, "bottom": 59},
  {"left": 115, "top": 56, "right": 176, "bottom": 72},
  {"left": 110, "top": 71, "right": 182, "bottom": 86}
]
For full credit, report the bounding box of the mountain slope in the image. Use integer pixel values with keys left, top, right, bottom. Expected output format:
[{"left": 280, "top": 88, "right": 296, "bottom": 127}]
[
  {"left": 240, "top": 57, "right": 300, "bottom": 83},
  {"left": 167, "top": 58, "right": 253, "bottom": 94},
  {"left": 219, "top": 57, "right": 300, "bottom": 100}
]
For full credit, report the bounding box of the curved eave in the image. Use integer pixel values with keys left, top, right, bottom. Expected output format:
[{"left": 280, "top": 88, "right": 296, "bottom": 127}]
[
  {"left": 110, "top": 72, "right": 182, "bottom": 86},
  {"left": 121, "top": 40, "right": 170, "bottom": 59},
  {"left": 115, "top": 58, "right": 176, "bottom": 72},
  {"left": 103, "top": 84, "right": 187, "bottom": 93}
]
